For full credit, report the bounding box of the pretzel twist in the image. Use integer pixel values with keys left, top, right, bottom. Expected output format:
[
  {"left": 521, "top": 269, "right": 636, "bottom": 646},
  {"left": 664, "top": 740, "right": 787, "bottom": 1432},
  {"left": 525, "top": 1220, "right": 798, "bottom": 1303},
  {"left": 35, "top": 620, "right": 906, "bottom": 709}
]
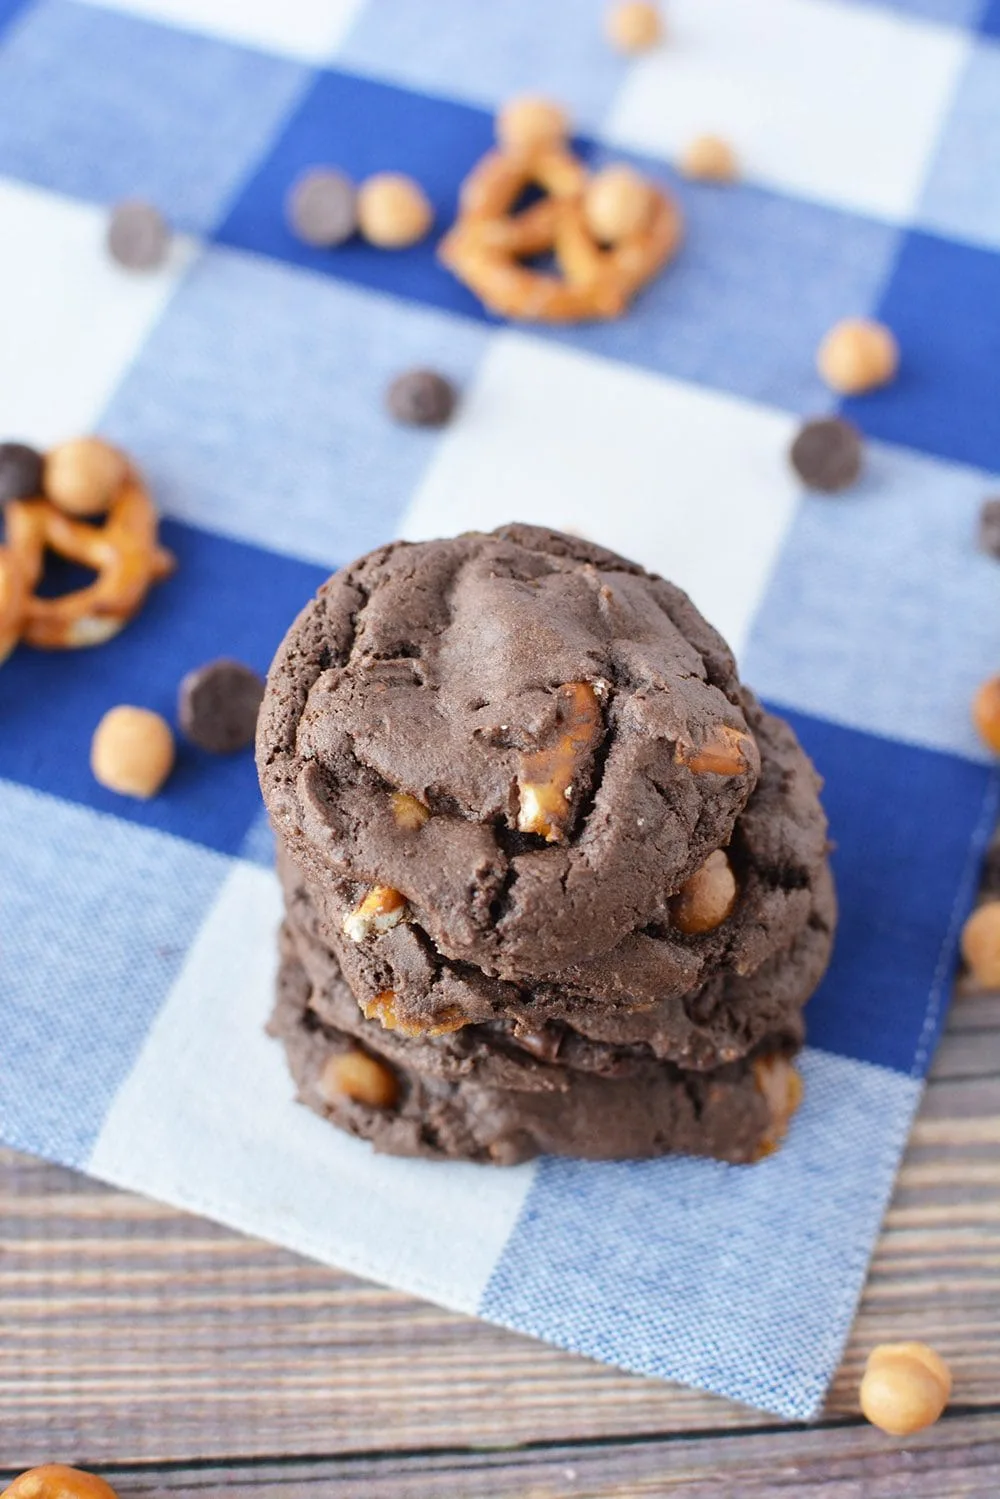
[
  {"left": 0, "top": 501, "right": 38, "bottom": 663},
  {"left": 439, "top": 143, "right": 682, "bottom": 323},
  {"left": 1, "top": 468, "right": 174, "bottom": 655}
]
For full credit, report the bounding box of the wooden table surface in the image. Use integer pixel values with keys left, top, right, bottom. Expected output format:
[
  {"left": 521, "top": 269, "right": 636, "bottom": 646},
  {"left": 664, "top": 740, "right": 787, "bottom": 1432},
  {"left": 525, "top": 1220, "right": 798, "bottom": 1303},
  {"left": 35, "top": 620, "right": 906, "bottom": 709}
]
[{"left": 2, "top": 985, "right": 998, "bottom": 1498}]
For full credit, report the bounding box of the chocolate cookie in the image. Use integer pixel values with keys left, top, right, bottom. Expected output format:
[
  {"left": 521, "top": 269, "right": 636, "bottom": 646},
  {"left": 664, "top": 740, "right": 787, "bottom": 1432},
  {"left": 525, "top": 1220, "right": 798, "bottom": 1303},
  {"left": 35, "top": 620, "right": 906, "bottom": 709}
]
[
  {"left": 270, "top": 947, "right": 803, "bottom": 1165},
  {"left": 277, "top": 695, "right": 833, "bottom": 1057},
  {"left": 283, "top": 847, "right": 832, "bottom": 1073},
  {"left": 258, "top": 525, "right": 761, "bottom": 981},
  {"left": 281, "top": 847, "right": 829, "bottom": 1087}
]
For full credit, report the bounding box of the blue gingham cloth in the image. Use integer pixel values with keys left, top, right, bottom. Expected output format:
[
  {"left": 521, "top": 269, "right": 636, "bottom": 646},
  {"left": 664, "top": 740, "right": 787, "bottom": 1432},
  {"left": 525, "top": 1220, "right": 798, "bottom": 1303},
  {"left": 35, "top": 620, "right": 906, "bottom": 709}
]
[{"left": 1, "top": 0, "right": 998, "bottom": 1422}]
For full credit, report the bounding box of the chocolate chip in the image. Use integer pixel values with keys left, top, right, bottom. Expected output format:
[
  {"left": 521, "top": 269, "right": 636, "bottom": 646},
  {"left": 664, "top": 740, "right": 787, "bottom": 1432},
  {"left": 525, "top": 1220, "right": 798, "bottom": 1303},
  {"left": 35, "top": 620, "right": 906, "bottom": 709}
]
[
  {"left": 977, "top": 498, "right": 1000, "bottom": 560},
  {"left": 178, "top": 658, "right": 265, "bottom": 754},
  {"left": 386, "top": 369, "right": 458, "bottom": 428},
  {"left": 107, "top": 201, "right": 170, "bottom": 270},
  {"left": 286, "top": 168, "right": 357, "bottom": 247},
  {"left": 789, "top": 417, "right": 863, "bottom": 493},
  {"left": 0, "top": 441, "right": 44, "bottom": 502}
]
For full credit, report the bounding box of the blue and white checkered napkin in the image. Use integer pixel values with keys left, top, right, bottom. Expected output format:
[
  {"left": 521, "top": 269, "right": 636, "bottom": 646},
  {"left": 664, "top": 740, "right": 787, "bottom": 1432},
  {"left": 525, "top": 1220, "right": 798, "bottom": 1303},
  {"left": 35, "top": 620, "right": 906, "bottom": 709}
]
[{"left": 1, "top": 0, "right": 998, "bottom": 1420}]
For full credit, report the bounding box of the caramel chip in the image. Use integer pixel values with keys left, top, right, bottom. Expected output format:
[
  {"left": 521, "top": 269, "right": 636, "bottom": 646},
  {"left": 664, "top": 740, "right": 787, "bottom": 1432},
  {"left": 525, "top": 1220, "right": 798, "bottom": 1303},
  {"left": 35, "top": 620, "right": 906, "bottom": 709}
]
[
  {"left": 672, "top": 849, "right": 737, "bottom": 935},
  {"left": 517, "top": 681, "right": 603, "bottom": 841},
  {"left": 817, "top": 318, "right": 899, "bottom": 396},
  {"left": 960, "top": 900, "right": 1000, "bottom": 988},
  {"left": 391, "top": 790, "right": 430, "bottom": 830},
  {"left": 319, "top": 1047, "right": 399, "bottom": 1110},
  {"left": 44, "top": 437, "right": 128, "bottom": 517},
  {"left": 860, "top": 1343, "right": 952, "bottom": 1436},
  {"left": 2, "top": 1466, "right": 120, "bottom": 1499},
  {"left": 496, "top": 96, "right": 569, "bottom": 153},
  {"left": 606, "top": 0, "right": 663, "bottom": 52},
  {"left": 679, "top": 135, "right": 739, "bottom": 183},
  {"left": 584, "top": 164, "right": 653, "bottom": 242},
  {"left": 675, "top": 724, "right": 756, "bottom": 777},
  {"left": 91, "top": 705, "right": 175, "bottom": 799},
  {"left": 357, "top": 173, "right": 433, "bottom": 248},
  {"left": 972, "top": 675, "right": 1000, "bottom": 755}
]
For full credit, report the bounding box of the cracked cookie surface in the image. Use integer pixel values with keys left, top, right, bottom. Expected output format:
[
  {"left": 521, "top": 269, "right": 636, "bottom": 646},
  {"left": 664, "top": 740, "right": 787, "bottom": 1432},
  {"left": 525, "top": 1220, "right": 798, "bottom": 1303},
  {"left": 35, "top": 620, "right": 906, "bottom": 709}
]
[
  {"left": 277, "top": 694, "right": 834, "bottom": 1058},
  {"left": 258, "top": 524, "right": 762, "bottom": 980}
]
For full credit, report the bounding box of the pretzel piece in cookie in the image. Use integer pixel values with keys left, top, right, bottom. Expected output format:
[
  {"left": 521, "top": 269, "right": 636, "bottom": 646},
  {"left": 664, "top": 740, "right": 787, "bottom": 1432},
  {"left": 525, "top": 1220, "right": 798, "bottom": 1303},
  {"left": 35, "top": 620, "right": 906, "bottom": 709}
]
[
  {"left": 438, "top": 143, "right": 682, "bottom": 323},
  {"left": 7, "top": 471, "right": 175, "bottom": 650}
]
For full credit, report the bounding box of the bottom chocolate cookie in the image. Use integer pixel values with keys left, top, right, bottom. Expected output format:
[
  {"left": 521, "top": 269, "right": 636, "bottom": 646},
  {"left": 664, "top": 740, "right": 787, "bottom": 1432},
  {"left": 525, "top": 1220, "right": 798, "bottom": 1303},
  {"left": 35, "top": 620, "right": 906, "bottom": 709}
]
[{"left": 270, "top": 948, "right": 803, "bottom": 1166}]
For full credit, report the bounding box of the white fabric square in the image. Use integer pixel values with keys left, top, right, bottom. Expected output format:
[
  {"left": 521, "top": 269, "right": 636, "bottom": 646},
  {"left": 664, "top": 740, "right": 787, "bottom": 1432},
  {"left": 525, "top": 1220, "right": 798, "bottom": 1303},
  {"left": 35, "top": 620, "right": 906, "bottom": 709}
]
[
  {"left": 401, "top": 332, "right": 800, "bottom": 664},
  {"left": 88, "top": 862, "right": 536, "bottom": 1312},
  {"left": 0, "top": 177, "right": 195, "bottom": 448},
  {"left": 604, "top": 0, "right": 969, "bottom": 222},
  {"left": 79, "top": 0, "right": 365, "bottom": 60}
]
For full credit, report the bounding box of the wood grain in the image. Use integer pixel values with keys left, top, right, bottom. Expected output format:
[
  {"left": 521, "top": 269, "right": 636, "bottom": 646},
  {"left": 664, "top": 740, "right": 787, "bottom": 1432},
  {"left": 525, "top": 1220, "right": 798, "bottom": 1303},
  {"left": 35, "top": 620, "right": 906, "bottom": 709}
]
[
  {"left": 0, "top": 990, "right": 997, "bottom": 1493},
  {"left": 1, "top": 1414, "right": 994, "bottom": 1499}
]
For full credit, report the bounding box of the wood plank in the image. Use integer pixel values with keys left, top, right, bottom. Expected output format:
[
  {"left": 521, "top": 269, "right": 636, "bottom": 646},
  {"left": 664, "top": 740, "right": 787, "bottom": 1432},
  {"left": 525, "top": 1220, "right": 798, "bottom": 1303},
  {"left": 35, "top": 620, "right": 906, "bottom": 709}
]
[
  {"left": 1, "top": 992, "right": 997, "bottom": 1468},
  {"left": 932, "top": 1021, "right": 1000, "bottom": 1078},
  {"left": 3, "top": 1414, "right": 999, "bottom": 1499}
]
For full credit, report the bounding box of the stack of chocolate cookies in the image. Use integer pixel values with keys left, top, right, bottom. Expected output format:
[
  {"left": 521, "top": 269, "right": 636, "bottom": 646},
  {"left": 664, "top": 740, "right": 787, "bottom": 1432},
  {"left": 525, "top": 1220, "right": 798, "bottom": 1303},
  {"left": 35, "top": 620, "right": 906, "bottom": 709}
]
[{"left": 258, "top": 525, "right": 835, "bottom": 1166}]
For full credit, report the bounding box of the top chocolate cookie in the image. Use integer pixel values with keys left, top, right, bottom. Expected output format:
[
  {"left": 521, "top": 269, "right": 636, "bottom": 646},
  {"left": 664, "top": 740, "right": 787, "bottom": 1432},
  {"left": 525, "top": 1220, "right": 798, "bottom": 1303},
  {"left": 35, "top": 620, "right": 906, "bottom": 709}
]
[{"left": 258, "top": 525, "right": 760, "bottom": 979}]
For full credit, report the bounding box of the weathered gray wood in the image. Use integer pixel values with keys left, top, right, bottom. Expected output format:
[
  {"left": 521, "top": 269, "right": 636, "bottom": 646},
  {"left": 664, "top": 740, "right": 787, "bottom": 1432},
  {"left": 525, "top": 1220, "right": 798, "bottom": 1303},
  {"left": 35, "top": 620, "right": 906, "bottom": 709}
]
[
  {"left": 3, "top": 1415, "right": 999, "bottom": 1498},
  {"left": 0, "top": 988, "right": 997, "bottom": 1480}
]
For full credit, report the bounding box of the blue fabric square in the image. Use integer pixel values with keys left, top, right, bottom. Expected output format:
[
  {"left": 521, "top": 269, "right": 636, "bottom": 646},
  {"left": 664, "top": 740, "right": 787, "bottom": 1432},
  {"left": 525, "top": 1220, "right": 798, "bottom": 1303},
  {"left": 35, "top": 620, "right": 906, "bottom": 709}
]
[
  {"left": 919, "top": 40, "right": 1000, "bottom": 250},
  {"left": 482, "top": 1050, "right": 922, "bottom": 1420},
  {"left": 0, "top": 779, "right": 231, "bottom": 1166},
  {"left": 0, "top": 0, "right": 33, "bottom": 39},
  {"left": 0, "top": 521, "right": 327, "bottom": 855},
  {"left": 338, "top": 0, "right": 623, "bottom": 132},
  {"left": 547, "top": 152, "right": 900, "bottom": 412},
  {"left": 850, "top": 229, "right": 1000, "bottom": 472},
  {"left": 100, "top": 247, "right": 491, "bottom": 567},
  {"left": 216, "top": 67, "right": 503, "bottom": 321},
  {"left": 777, "top": 709, "right": 997, "bottom": 1075},
  {"left": 0, "top": 0, "right": 308, "bottom": 232},
  {"left": 746, "top": 443, "right": 1000, "bottom": 762},
  {"left": 845, "top": 0, "right": 984, "bottom": 22}
]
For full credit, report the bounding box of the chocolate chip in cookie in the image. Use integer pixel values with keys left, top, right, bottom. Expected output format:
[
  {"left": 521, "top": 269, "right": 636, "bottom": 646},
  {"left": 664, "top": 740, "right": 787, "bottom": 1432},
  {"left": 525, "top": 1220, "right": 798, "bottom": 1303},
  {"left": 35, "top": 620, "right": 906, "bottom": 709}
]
[
  {"left": 789, "top": 417, "right": 863, "bottom": 493},
  {"left": 179, "top": 658, "right": 265, "bottom": 754}
]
